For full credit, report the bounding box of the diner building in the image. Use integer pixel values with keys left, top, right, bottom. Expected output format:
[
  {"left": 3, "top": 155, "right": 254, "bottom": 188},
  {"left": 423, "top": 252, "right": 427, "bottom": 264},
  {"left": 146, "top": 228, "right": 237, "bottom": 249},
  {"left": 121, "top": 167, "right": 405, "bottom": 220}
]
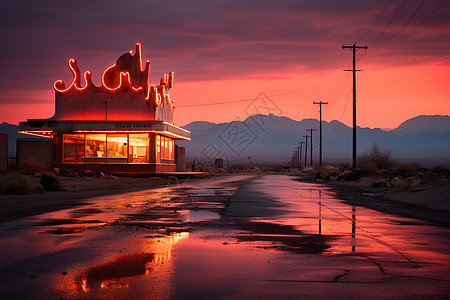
[{"left": 19, "top": 43, "right": 190, "bottom": 173}]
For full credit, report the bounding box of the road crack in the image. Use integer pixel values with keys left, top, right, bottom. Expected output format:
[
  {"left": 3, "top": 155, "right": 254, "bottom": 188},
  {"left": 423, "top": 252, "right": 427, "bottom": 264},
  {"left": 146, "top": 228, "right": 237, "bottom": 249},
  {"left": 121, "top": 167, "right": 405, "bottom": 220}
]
[
  {"left": 365, "top": 256, "right": 387, "bottom": 274},
  {"left": 334, "top": 269, "right": 350, "bottom": 282}
]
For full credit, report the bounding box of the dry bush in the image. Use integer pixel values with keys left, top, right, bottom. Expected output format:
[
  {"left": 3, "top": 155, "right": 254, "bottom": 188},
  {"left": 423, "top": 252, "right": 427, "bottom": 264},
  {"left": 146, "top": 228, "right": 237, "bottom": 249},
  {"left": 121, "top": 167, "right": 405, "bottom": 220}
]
[
  {"left": 270, "top": 165, "right": 285, "bottom": 172},
  {"left": 313, "top": 164, "right": 340, "bottom": 175},
  {"left": 432, "top": 165, "right": 450, "bottom": 175},
  {"left": 338, "top": 162, "right": 351, "bottom": 170},
  {"left": 357, "top": 176, "right": 375, "bottom": 184},
  {"left": 391, "top": 176, "right": 422, "bottom": 190},
  {"left": 405, "top": 176, "right": 422, "bottom": 189},
  {"left": 313, "top": 165, "right": 329, "bottom": 173},
  {"left": 31, "top": 183, "right": 45, "bottom": 193},
  {"left": 358, "top": 144, "right": 395, "bottom": 171},
  {"left": 18, "top": 157, "right": 50, "bottom": 175},
  {"left": 1, "top": 174, "right": 32, "bottom": 194},
  {"left": 356, "top": 157, "right": 377, "bottom": 172},
  {"left": 393, "top": 162, "right": 420, "bottom": 177}
]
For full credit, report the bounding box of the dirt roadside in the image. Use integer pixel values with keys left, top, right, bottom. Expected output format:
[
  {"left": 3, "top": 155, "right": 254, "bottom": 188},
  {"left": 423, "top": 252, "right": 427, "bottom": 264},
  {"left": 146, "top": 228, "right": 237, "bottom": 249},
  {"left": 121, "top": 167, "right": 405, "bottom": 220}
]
[{"left": 0, "top": 175, "right": 199, "bottom": 223}]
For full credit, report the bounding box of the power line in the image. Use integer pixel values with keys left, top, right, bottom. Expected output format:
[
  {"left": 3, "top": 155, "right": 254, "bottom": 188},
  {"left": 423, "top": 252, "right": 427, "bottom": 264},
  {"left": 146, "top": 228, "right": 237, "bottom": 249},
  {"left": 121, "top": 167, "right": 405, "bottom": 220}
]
[
  {"left": 410, "top": 0, "right": 448, "bottom": 33},
  {"left": 176, "top": 85, "right": 319, "bottom": 108},
  {"left": 390, "top": 0, "right": 427, "bottom": 45}
]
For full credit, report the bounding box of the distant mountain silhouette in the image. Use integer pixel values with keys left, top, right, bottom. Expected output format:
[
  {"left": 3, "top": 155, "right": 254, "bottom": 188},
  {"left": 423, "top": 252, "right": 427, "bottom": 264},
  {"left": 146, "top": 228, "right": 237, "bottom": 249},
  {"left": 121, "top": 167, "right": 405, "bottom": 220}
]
[
  {"left": 391, "top": 115, "right": 450, "bottom": 135},
  {"left": 1, "top": 115, "right": 449, "bottom": 166},
  {"left": 177, "top": 114, "right": 450, "bottom": 167}
]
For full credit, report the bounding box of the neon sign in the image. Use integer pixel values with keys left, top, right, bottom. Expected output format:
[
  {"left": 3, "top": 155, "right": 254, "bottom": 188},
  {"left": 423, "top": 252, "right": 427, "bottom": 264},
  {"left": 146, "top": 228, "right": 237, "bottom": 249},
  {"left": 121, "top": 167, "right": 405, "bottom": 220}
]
[
  {"left": 54, "top": 43, "right": 174, "bottom": 109},
  {"left": 53, "top": 59, "right": 93, "bottom": 93}
]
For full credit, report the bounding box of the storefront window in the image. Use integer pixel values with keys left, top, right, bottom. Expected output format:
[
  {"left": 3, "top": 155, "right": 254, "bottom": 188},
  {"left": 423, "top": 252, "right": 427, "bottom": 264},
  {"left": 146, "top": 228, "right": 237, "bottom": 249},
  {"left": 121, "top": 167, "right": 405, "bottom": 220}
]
[
  {"left": 107, "top": 134, "right": 127, "bottom": 158},
  {"left": 156, "top": 135, "right": 161, "bottom": 163},
  {"left": 63, "top": 134, "right": 84, "bottom": 162},
  {"left": 156, "top": 135, "right": 174, "bottom": 162},
  {"left": 85, "top": 134, "right": 106, "bottom": 158},
  {"left": 169, "top": 139, "right": 174, "bottom": 160},
  {"left": 62, "top": 133, "right": 173, "bottom": 164},
  {"left": 129, "top": 134, "right": 149, "bottom": 163}
]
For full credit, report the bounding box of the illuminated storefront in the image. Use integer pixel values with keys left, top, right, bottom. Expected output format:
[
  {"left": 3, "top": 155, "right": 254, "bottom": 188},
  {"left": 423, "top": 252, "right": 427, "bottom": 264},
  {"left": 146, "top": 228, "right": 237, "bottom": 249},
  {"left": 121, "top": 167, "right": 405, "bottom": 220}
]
[{"left": 19, "top": 43, "right": 190, "bottom": 173}]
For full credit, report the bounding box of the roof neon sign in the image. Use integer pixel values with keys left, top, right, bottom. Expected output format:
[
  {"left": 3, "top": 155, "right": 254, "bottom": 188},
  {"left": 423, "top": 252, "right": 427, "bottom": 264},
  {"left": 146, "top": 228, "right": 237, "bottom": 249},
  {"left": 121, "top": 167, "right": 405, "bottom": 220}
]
[{"left": 54, "top": 43, "right": 174, "bottom": 109}]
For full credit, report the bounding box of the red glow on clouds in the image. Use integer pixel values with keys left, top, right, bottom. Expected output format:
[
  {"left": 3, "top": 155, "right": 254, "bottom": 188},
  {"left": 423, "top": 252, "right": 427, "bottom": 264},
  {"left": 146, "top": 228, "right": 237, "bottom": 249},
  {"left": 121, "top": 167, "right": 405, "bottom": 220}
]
[
  {"left": 170, "top": 63, "right": 450, "bottom": 128},
  {"left": 1, "top": 64, "right": 448, "bottom": 128},
  {"left": 1, "top": 2, "right": 449, "bottom": 128}
]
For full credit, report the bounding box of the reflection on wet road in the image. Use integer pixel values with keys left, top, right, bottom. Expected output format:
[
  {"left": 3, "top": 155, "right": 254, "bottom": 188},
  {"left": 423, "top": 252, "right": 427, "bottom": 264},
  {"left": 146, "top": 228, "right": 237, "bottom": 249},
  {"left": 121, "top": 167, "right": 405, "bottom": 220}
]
[{"left": 0, "top": 175, "right": 448, "bottom": 298}]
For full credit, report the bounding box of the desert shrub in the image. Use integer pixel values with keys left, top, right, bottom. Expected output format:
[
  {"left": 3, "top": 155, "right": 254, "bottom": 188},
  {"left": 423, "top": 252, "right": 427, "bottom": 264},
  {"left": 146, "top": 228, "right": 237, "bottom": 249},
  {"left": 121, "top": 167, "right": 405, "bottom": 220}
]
[
  {"left": 356, "top": 156, "right": 377, "bottom": 172},
  {"left": 31, "top": 183, "right": 45, "bottom": 193},
  {"left": 391, "top": 176, "right": 422, "bottom": 190},
  {"left": 313, "top": 164, "right": 340, "bottom": 175},
  {"left": 358, "top": 144, "right": 395, "bottom": 171},
  {"left": 431, "top": 165, "right": 450, "bottom": 175},
  {"left": 393, "top": 162, "right": 420, "bottom": 177},
  {"left": 18, "top": 157, "right": 50, "bottom": 175},
  {"left": 337, "top": 162, "right": 351, "bottom": 170},
  {"left": 271, "top": 165, "right": 285, "bottom": 172},
  {"left": 313, "top": 165, "right": 328, "bottom": 173},
  {"left": 1, "top": 174, "right": 32, "bottom": 194}
]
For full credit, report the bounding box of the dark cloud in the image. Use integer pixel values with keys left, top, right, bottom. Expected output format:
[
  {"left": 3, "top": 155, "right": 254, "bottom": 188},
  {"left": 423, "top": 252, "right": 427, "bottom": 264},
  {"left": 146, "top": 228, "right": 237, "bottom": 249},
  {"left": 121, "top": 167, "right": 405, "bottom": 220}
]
[{"left": 0, "top": 0, "right": 449, "bottom": 95}]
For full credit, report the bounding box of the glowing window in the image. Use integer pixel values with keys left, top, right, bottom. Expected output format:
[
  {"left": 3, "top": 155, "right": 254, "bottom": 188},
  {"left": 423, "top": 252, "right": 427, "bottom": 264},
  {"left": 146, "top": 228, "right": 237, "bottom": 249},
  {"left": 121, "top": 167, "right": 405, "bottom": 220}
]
[
  {"left": 85, "top": 134, "right": 106, "bottom": 158},
  {"left": 107, "top": 134, "right": 128, "bottom": 158},
  {"left": 129, "top": 134, "right": 149, "bottom": 163},
  {"left": 164, "top": 138, "right": 169, "bottom": 161},
  {"left": 156, "top": 135, "right": 161, "bottom": 163},
  {"left": 169, "top": 139, "right": 174, "bottom": 160},
  {"left": 63, "top": 134, "right": 84, "bottom": 163}
]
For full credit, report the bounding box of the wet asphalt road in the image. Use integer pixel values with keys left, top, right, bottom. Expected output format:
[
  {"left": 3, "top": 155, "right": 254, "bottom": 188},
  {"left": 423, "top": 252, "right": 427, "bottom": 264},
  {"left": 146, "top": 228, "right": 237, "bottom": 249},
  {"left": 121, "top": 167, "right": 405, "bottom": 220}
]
[{"left": 0, "top": 175, "right": 448, "bottom": 299}]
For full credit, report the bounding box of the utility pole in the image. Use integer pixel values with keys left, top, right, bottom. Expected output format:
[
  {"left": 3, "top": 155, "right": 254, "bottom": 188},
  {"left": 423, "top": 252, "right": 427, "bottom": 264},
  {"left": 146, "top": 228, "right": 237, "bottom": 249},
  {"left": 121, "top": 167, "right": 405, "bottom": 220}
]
[
  {"left": 313, "top": 101, "right": 328, "bottom": 165},
  {"left": 342, "top": 43, "right": 368, "bottom": 169},
  {"left": 303, "top": 134, "right": 309, "bottom": 167},
  {"left": 306, "top": 128, "right": 316, "bottom": 166},
  {"left": 298, "top": 141, "right": 304, "bottom": 169},
  {"left": 292, "top": 151, "right": 297, "bottom": 169}
]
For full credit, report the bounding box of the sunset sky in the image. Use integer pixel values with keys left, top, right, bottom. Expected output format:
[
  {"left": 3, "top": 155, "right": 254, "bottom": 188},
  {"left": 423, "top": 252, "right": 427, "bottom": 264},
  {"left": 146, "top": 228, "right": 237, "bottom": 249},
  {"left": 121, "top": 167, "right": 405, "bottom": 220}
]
[{"left": 0, "top": 0, "right": 449, "bottom": 129}]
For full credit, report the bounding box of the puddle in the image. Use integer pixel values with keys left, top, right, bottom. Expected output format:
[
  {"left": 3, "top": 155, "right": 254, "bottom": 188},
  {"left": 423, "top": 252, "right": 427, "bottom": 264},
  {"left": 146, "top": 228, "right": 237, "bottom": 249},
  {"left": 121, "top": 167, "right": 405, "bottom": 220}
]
[
  {"left": 46, "top": 226, "right": 86, "bottom": 235},
  {"left": 189, "top": 189, "right": 215, "bottom": 196},
  {"left": 179, "top": 210, "right": 220, "bottom": 222},
  {"left": 75, "top": 253, "right": 155, "bottom": 292},
  {"left": 1, "top": 174, "right": 449, "bottom": 299},
  {"left": 224, "top": 175, "right": 450, "bottom": 262}
]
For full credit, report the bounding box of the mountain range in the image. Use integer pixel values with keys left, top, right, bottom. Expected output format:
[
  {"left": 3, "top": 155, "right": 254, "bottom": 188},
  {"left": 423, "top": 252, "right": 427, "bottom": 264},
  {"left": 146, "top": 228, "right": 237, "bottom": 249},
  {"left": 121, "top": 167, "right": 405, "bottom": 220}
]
[
  {"left": 1, "top": 115, "right": 449, "bottom": 167},
  {"left": 176, "top": 114, "right": 450, "bottom": 167}
]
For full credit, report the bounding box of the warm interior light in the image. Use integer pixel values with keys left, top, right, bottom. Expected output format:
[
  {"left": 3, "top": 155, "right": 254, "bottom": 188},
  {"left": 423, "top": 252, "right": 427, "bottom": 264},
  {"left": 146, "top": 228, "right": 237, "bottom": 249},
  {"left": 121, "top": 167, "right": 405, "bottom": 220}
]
[
  {"left": 72, "top": 129, "right": 190, "bottom": 140},
  {"left": 19, "top": 130, "right": 53, "bottom": 138}
]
